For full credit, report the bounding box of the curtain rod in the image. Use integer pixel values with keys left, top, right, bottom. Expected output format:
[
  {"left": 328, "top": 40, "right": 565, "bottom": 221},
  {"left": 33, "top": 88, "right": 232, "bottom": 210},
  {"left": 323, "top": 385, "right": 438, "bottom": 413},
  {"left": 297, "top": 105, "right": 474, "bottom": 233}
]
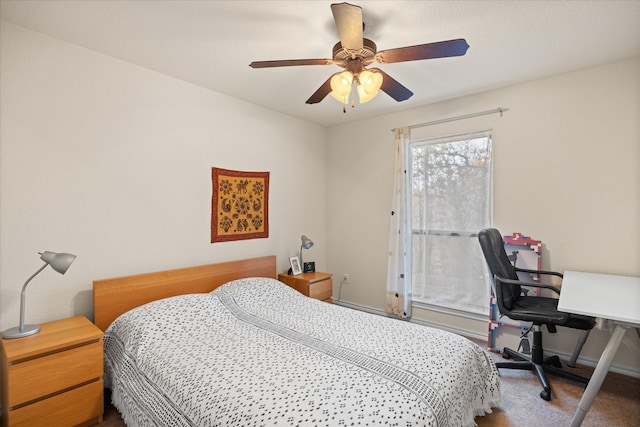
[{"left": 391, "top": 107, "right": 508, "bottom": 132}]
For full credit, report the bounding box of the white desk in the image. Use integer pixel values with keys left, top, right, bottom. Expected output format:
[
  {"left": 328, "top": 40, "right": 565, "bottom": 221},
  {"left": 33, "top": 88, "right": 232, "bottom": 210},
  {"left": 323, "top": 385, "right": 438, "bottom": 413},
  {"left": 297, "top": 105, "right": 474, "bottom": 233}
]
[{"left": 558, "top": 271, "right": 640, "bottom": 427}]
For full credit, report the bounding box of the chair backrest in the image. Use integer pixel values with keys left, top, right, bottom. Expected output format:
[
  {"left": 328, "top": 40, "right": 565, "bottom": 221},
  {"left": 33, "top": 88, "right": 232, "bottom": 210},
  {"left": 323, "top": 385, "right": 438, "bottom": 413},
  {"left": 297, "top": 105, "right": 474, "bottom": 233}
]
[{"left": 478, "top": 228, "right": 521, "bottom": 310}]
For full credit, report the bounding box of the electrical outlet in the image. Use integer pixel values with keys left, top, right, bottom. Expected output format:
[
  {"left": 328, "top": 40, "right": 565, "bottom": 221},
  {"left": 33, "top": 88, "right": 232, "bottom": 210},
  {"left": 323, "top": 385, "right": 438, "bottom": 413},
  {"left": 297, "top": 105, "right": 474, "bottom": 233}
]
[{"left": 343, "top": 273, "right": 350, "bottom": 284}]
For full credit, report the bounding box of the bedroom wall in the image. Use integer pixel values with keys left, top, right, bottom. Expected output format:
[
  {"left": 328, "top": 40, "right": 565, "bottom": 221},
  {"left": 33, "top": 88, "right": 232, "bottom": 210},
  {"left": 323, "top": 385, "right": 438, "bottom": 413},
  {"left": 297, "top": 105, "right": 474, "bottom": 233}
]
[
  {"left": 2, "top": 20, "right": 638, "bottom": 377},
  {"left": 0, "top": 22, "right": 327, "bottom": 330},
  {"left": 326, "top": 57, "right": 640, "bottom": 375}
]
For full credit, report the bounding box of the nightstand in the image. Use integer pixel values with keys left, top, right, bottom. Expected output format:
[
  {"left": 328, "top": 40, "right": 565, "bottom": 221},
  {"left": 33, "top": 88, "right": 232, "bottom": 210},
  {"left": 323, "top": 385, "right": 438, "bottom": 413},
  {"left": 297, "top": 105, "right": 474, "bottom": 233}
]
[
  {"left": 1, "top": 315, "right": 104, "bottom": 427},
  {"left": 278, "top": 272, "right": 333, "bottom": 303}
]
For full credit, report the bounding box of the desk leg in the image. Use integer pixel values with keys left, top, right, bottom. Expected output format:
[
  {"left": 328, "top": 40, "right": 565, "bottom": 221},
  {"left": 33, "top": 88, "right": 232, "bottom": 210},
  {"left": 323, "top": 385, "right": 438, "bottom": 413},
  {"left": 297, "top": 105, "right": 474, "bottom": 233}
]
[
  {"left": 569, "top": 325, "right": 628, "bottom": 427},
  {"left": 568, "top": 329, "right": 591, "bottom": 367}
]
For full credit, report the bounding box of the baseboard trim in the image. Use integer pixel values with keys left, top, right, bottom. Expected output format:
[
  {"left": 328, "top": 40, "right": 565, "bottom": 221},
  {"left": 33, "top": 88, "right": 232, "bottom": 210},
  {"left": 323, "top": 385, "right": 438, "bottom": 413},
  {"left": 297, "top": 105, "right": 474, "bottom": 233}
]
[{"left": 332, "top": 298, "right": 640, "bottom": 379}]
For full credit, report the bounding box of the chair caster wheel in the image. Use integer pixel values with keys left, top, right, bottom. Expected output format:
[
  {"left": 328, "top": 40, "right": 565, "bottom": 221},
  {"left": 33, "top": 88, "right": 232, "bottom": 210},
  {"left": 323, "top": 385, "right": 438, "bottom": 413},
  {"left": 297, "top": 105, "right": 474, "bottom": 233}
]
[
  {"left": 540, "top": 390, "right": 551, "bottom": 401},
  {"left": 501, "top": 351, "right": 511, "bottom": 359}
]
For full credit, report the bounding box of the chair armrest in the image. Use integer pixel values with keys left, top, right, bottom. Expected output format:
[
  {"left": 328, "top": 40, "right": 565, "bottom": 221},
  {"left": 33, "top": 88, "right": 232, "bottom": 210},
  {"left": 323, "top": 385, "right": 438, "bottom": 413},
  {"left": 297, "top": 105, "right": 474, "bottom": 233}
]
[
  {"left": 495, "top": 275, "right": 562, "bottom": 296},
  {"left": 514, "top": 267, "right": 564, "bottom": 279}
]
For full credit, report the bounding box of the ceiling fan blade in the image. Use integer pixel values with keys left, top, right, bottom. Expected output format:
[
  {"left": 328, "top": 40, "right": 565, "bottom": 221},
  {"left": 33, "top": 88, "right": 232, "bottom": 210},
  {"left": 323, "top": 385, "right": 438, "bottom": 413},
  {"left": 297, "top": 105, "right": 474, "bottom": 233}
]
[
  {"left": 372, "top": 68, "right": 413, "bottom": 102},
  {"left": 250, "top": 59, "right": 335, "bottom": 68},
  {"left": 331, "top": 2, "right": 363, "bottom": 51},
  {"left": 375, "top": 39, "right": 470, "bottom": 64},
  {"left": 305, "top": 77, "right": 333, "bottom": 104}
]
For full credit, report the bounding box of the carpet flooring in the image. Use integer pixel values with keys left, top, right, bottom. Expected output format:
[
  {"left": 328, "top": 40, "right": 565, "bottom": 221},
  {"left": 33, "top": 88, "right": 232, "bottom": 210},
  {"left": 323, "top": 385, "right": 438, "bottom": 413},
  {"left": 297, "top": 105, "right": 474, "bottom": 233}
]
[
  {"left": 476, "top": 350, "right": 640, "bottom": 427},
  {"left": 100, "top": 348, "right": 639, "bottom": 426}
]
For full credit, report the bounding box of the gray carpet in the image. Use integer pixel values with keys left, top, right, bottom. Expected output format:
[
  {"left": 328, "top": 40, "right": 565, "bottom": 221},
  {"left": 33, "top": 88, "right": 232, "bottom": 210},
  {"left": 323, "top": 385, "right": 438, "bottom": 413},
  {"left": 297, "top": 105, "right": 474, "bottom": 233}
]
[{"left": 476, "top": 349, "right": 639, "bottom": 427}]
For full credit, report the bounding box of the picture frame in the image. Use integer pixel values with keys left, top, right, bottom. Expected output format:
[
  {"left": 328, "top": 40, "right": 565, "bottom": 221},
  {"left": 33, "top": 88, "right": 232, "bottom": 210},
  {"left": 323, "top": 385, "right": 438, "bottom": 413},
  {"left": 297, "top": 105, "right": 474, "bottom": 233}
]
[{"left": 289, "top": 256, "right": 302, "bottom": 275}]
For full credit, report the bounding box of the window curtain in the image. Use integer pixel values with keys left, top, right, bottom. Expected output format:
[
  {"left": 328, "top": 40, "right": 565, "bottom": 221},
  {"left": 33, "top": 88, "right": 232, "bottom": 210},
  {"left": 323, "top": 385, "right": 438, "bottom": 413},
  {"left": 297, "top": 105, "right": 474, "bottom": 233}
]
[{"left": 385, "top": 128, "right": 412, "bottom": 318}]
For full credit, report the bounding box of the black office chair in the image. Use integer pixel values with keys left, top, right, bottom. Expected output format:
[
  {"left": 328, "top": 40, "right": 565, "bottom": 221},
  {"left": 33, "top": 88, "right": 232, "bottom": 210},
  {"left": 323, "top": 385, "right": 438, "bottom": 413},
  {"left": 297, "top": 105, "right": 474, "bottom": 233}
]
[{"left": 478, "top": 228, "right": 596, "bottom": 401}]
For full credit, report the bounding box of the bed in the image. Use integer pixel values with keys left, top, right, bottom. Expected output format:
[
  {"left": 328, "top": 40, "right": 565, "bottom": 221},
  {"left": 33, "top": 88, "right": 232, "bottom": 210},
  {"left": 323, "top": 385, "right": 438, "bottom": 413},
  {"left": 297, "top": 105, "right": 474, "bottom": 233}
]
[{"left": 93, "top": 256, "right": 501, "bottom": 426}]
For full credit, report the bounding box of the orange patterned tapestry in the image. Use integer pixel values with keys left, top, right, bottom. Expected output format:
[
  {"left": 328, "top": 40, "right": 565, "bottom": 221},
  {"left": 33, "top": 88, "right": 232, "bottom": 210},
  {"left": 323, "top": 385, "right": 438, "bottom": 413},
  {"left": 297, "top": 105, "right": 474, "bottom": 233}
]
[{"left": 211, "top": 167, "right": 269, "bottom": 242}]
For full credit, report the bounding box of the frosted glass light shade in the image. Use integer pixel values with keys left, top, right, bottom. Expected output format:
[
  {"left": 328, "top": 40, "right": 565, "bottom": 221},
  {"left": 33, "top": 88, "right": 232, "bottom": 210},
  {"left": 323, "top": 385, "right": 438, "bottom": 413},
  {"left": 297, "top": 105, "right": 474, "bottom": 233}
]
[
  {"left": 357, "top": 70, "right": 383, "bottom": 103},
  {"left": 330, "top": 71, "right": 353, "bottom": 103}
]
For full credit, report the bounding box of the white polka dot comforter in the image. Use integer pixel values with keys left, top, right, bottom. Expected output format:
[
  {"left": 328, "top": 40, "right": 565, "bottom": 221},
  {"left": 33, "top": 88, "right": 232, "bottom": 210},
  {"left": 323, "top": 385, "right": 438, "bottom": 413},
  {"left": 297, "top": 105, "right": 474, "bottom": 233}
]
[{"left": 104, "top": 277, "right": 501, "bottom": 426}]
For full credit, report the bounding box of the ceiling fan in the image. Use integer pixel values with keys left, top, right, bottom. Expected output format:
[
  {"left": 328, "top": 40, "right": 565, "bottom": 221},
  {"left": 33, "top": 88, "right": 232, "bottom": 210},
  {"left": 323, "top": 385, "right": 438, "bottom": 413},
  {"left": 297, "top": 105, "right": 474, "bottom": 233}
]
[{"left": 249, "top": 2, "right": 469, "bottom": 108}]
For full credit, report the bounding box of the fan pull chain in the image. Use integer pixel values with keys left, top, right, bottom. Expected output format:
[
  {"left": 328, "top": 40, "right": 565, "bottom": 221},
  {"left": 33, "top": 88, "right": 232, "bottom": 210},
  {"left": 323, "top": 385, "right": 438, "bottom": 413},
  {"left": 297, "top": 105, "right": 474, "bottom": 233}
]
[{"left": 340, "top": 81, "right": 359, "bottom": 113}]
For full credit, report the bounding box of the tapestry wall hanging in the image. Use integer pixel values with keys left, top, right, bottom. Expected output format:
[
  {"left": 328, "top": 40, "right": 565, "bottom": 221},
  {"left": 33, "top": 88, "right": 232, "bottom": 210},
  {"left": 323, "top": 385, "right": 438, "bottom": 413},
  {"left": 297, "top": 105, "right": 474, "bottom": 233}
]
[{"left": 211, "top": 167, "right": 269, "bottom": 243}]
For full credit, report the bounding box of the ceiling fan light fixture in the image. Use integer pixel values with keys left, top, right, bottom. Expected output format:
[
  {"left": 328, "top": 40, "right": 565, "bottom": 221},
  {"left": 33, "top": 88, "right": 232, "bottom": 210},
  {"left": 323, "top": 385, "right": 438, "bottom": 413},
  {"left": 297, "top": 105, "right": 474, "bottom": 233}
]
[
  {"left": 330, "top": 71, "right": 354, "bottom": 103},
  {"left": 356, "top": 69, "right": 383, "bottom": 103},
  {"left": 251, "top": 3, "right": 469, "bottom": 106}
]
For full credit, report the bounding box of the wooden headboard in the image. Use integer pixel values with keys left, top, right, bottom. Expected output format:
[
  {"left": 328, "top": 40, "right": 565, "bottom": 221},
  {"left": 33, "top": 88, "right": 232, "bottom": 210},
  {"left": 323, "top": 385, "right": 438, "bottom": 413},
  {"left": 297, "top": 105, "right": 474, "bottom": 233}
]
[{"left": 93, "top": 255, "right": 276, "bottom": 331}]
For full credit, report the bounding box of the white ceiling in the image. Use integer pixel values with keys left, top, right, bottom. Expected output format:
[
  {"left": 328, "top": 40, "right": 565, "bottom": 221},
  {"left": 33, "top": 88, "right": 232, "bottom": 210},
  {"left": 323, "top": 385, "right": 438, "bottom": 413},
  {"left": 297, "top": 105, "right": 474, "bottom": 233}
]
[{"left": 1, "top": 0, "right": 639, "bottom": 127}]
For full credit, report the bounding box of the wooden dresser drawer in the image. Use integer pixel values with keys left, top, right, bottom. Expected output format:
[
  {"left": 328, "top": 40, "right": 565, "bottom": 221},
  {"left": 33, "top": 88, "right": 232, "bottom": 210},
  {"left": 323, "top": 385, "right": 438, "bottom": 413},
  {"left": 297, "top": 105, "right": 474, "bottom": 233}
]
[
  {"left": 6, "top": 340, "right": 103, "bottom": 408},
  {"left": 309, "top": 278, "right": 332, "bottom": 301},
  {"left": 1, "top": 316, "right": 104, "bottom": 427},
  {"left": 278, "top": 272, "right": 333, "bottom": 303},
  {"left": 6, "top": 379, "right": 103, "bottom": 427}
]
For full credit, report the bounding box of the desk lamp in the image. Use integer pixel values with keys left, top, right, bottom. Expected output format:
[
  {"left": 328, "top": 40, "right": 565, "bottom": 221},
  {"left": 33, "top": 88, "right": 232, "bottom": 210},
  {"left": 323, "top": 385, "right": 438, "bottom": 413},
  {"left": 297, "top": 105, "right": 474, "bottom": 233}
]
[
  {"left": 300, "top": 235, "right": 314, "bottom": 266},
  {"left": 2, "top": 251, "right": 76, "bottom": 339}
]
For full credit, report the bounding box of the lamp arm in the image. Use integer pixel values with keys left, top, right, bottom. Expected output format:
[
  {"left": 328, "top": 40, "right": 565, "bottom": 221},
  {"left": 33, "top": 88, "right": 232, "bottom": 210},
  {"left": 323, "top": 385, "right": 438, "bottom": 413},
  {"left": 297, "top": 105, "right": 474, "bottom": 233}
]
[
  {"left": 299, "top": 244, "right": 303, "bottom": 266},
  {"left": 18, "top": 263, "right": 48, "bottom": 332}
]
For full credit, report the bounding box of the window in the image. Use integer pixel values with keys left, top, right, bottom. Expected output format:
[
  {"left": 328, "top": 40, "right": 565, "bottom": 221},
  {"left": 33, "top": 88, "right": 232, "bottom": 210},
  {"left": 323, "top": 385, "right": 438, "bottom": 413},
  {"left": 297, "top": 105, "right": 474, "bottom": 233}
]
[{"left": 409, "top": 132, "right": 492, "bottom": 316}]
